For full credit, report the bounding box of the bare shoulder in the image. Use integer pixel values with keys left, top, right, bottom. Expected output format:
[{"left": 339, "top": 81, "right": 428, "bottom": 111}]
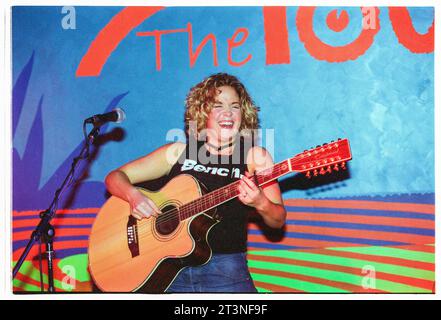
[
  {"left": 153, "top": 141, "right": 186, "bottom": 168},
  {"left": 165, "top": 141, "right": 186, "bottom": 159},
  {"left": 246, "top": 146, "right": 274, "bottom": 172},
  {"left": 167, "top": 141, "right": 186, "bottom": 151}
]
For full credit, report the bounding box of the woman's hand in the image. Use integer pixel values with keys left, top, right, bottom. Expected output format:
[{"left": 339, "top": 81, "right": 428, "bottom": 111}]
[
  {"left": 237, "top": 169, "right": 286, "bottom": 229},
  {"left": 237, "top": 173, "right": 268, "bottom": 211},
  {"left": 127, "top": 188, "right": 161, "bottom": 220}
]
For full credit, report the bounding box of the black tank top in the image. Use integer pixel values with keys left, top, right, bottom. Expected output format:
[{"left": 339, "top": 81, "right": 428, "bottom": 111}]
[{"left": 167, "top": 137, "right": 254, "bottom": 253}]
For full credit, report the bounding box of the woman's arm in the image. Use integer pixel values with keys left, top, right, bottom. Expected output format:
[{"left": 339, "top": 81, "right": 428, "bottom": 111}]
[
  {"left": 105, "top": 142, "right": 186, "bottom": 220},
  {"left": 237, "top": 146, "right": 287, "bottom": 228}
]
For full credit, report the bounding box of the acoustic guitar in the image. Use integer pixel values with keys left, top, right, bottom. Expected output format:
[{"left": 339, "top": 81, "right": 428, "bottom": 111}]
[{"left": 88, "top": 138, "right": 352, "bottom": 292}]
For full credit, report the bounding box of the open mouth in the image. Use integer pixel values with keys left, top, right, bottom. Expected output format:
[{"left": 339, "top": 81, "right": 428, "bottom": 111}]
[{"left": 218, "top": 120, "right": 234, "bottom": 129}]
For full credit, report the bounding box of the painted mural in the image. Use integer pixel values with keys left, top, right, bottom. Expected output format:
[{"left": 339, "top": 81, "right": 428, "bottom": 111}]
[{"left": 12, "top": 6, "right": 434, "bottom": 293}]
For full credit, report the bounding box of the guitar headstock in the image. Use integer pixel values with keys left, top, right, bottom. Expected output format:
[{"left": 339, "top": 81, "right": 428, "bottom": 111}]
[{"left": 290, "top": 138, "right": 352, "bottom": 179}]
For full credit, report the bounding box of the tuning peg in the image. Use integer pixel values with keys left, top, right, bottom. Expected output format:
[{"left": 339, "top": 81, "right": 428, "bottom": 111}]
[
  {"left": 333, "top": 164, "right": 339, "bottom": 171},
  {"left": 326, "top": 165, "right": 332, "bottom": 174},
  {"left": 341, "top": 162, "right": 346, "bottom": 170},
  {"left": 313, "top": 169, "right": 318, "bottom": 176},
  {"left": 305, "top": 171, "right": 311, "bottom": 179},
  {"left": 319, "top": 167, "right": 326, "bottom": 175}
]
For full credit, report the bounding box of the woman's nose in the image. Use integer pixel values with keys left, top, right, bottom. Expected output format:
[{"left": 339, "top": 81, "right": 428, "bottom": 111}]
[{"left": 222, "top": 107, "right": 233, "bottom": 116}]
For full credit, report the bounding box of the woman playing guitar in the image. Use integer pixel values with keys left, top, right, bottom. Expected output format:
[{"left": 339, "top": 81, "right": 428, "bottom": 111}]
[{"left": 104, "top": 73, "right": 287, "bottom": 292}]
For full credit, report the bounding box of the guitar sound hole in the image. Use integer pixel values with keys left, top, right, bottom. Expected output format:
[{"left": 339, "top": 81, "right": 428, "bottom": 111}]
[{"left": 155, "top": 205, "right": 180, "bottom": 236}]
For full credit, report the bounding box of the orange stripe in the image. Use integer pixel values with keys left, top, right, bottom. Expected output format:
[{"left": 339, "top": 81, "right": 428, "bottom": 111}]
[
  {"left": 284, "top": 212, "right": 434, "bottom": 229},
  {"left": 13, "top": 217, "right": 95, "bottom": 228},
  {"left": 52, "top": 220, "right": 94, "bottom": 229},
  {"left": 248, "top": 253, "right": 434, "bottom": 291},
  {"left": 249, "top": 224, "right": 434, "bottom": 244},
  {"left": 283, "top": 199, "right": 434, "bottom": 214},
  {"left": 13, "top": 208, "right": 100, "bottom": 215},
  {"left": 13, "top": 228, "right": 91, "bottom": 240},
  {"left": 56, "top": 208, "right": 99, "bottom": 214},
  {"left": 250, "top": 267, "right": 384, "bottom": 293}
]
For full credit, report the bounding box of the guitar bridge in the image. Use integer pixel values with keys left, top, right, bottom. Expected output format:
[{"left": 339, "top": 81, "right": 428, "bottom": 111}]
[{"left": 127, "top": 215, "right": 139, "bottom": 258}]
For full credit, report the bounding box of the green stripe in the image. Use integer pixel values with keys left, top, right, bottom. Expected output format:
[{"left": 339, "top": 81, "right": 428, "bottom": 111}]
[
  {"left": 13, "top": 279, "right": 41, "bottom": 292},
  {"left": 248, "top": 250, "right": 434, "bottom": 281},
  {"left": 328, "top": 246, "right": 435, "bottom": 263},
  {"left": 249, "top": 260, "right": 431, "bottom": 293},
  {"left": 13, "top": 261, "right": 73, "bottom": 292},
  {"left": 250, "top": 272, "right": 348, "bottom": 293},
  {"left": 58, "top": 254, "right": 91, "bottom": 282},
  {"left": 256, "top": 287, "right": 272, "bottom": 293}
]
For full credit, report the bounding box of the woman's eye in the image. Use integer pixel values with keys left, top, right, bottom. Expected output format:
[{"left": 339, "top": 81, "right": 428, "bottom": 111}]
[
  {"left": 232, "top": 105, "right": 240, "bottom": 109},
  {"left": 213, "top": 105, "right": 223, "bottom": 108}
]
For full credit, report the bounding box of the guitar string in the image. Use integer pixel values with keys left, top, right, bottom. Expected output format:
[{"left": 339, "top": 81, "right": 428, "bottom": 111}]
[
  {"left": 145, "top": 163, "right": 285, "bottom": 225},
  {"left": 161, "top": 162, "right": 285, "bottom": 221},
  {"left": 125, "top": 162, "right": 285, "bottom": 230}
]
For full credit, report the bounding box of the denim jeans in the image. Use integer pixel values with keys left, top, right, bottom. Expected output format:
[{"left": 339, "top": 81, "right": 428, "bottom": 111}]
[{"left": 166, "top": 252, "right": 257, "bottom": 293}]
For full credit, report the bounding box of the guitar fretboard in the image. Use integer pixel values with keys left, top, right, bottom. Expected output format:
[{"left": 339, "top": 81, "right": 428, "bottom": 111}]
[{"left": 177, "top": 159, "right": 292, "bottom": 220}]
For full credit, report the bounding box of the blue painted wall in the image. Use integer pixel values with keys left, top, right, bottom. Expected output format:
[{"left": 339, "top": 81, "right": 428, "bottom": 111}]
[{"left": 12, "top": 6, "right": 434, "bottom": 210}]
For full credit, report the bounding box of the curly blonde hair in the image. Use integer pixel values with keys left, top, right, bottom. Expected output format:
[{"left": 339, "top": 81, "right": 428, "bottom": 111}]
[{"left": 185, "top": 73, "right": 259, "bottom": 138}]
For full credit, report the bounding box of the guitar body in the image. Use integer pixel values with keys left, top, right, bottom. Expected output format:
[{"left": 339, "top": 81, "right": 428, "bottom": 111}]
[{"left": 88, "top": 174, "right": 218, "bottom": 293}]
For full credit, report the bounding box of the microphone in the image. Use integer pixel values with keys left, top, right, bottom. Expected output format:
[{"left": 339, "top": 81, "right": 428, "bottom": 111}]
[{"left": 85, "top": 108, "right": 126, "bottom": 125}]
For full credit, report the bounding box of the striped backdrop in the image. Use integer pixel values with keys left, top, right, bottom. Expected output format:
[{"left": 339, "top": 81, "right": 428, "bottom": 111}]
[{"left": 12, "top": 195, "right": 435, "bottom": 293}]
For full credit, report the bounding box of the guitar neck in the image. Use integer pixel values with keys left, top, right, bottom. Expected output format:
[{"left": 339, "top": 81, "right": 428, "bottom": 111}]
[
  {"left": 178, "top": 138, "right": 352, "bottom": 220},
  {"left": 178, "top": 159, "right": 293, "bottom": 221}
]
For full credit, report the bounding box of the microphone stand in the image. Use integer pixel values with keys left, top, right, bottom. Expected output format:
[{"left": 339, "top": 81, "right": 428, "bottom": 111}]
[{"left": 12, "top": 122, "right": 101, "bottom": 292}]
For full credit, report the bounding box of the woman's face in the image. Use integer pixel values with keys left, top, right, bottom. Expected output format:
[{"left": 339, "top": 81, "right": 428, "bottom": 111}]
[{"left": 206, "top": 85, "right": 242, "bottom": 143}]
